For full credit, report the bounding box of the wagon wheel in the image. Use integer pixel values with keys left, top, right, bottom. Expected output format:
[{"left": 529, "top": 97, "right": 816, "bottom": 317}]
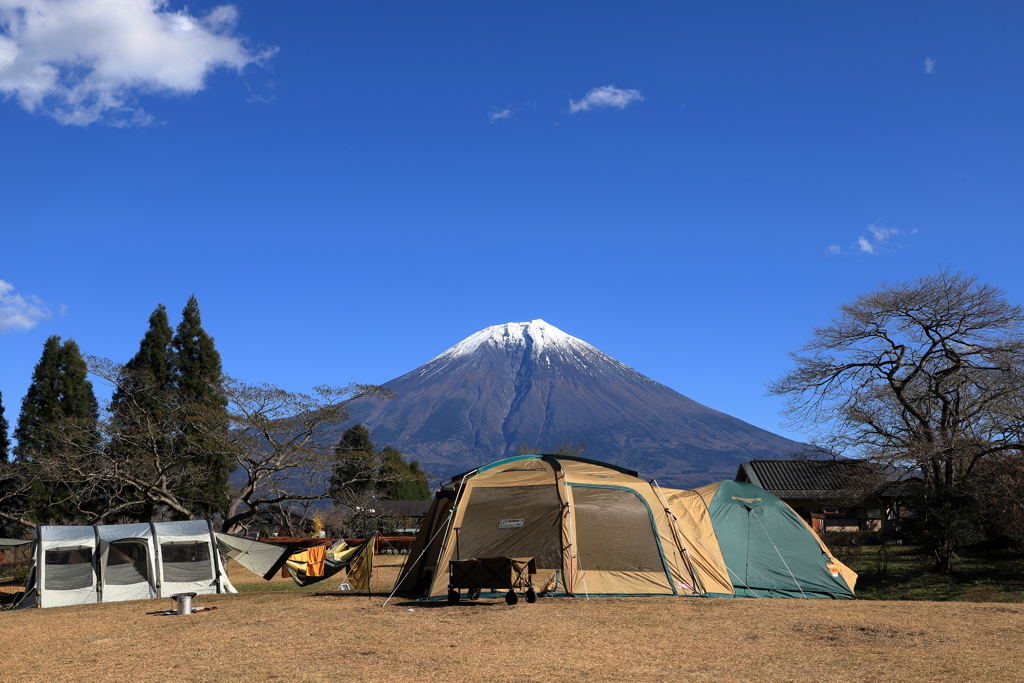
[
  {"left": 525, "top": 588, "right": 537, "bottom": 603},
  {"left": 447, "top": 589, "right": 460, "bottom": 605},
  {"left": 505, "top": 590, "right": 518, "bottom": 605}
]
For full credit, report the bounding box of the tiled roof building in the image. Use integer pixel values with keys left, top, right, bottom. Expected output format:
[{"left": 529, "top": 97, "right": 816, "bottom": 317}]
[{"left": 736, "top": 459, "right": 897, "bottom": 533}]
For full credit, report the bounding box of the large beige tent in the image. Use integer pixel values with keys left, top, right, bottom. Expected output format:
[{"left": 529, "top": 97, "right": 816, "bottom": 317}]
[
  {"left": 397, "top": 454, "right": 734, "bottom": 599},
  {"left": 396, "top": 455, "right": 857, "bottom": 600}
]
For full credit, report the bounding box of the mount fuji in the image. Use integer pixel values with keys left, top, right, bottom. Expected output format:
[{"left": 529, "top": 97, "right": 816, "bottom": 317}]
[{"left": 334, "top": 319, "right": 806, "bottom": 488}]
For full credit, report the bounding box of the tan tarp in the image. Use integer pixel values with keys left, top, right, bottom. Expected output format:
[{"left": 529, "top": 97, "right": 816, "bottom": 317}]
[{"left": 344, "top": 539, "right": 374, "bottom": 591}]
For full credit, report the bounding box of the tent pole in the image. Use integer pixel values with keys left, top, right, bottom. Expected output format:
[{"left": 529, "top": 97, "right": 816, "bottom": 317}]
[
  {"left": 401, "top": 489, "right": 442, "bottom": 590},
  {"left": 369, "top": 531, "right": 376, "bottom": 601},
  {"left": 382, "top": 470, "right": 474, "bottom": 608},
  {"left": 558, "top": 466, "right": 586, "bottom": 600},
  {"left": 651, "top": 479, "right": 705, "bottom": 596}
]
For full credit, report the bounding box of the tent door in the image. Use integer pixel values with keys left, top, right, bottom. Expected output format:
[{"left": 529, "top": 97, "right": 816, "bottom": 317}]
[{"left": 103, "top": 540, "right": 152, "bottom": 588}]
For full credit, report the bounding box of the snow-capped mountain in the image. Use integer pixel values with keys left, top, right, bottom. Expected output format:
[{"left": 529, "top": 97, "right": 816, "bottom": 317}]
[{"left": 335, "top": 319, "right": 806, "bottom": 487}]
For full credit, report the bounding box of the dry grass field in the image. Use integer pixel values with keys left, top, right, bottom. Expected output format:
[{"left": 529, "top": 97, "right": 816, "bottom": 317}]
[{"left": 2, "top": 557, "right": 1023, "bottom": 683}]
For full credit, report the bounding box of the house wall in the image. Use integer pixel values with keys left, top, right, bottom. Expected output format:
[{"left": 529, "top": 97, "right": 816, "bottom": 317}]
[{"left": 781, "top": 498, "right": 886, "bottom": 533}]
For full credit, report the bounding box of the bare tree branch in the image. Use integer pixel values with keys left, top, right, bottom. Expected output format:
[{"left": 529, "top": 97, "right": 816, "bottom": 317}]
[{"left": 768, "top": 269, "right": 1024, "bottom": 569}]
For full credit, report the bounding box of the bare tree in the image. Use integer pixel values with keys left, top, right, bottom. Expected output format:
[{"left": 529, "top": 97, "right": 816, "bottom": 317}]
[
  {"left": 768, "top": 269, "right": 1024, "bottom": 571},
  {"left": 220, "top": 380, "right": 394, "bottom": 534}
]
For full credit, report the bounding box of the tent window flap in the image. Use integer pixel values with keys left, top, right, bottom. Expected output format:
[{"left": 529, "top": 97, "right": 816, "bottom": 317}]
[
  {"left": 45, "top": 547, "right": 94, "bottom": 591},
  {"left": 160, "top": 542, "right": 212, "bottom": 582},
  {"left": 572, "top": 486, "right": 664, "bottom": 572}
]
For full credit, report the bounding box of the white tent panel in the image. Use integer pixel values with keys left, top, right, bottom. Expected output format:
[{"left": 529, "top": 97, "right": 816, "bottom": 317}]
[
  {"left": 37, "top": 526, "right": 98, "bottom": 608},
  {"left": 152, "top": 521, "right": 236, "bottom": 597},
  {"left": 97, "top": 524, "right": 157, "bottom": 603}
]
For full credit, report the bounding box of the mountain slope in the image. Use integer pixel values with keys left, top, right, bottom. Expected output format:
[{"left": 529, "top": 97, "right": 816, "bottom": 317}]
[{"left": 335, "top": 320, "right": 806, "bottom": 487}]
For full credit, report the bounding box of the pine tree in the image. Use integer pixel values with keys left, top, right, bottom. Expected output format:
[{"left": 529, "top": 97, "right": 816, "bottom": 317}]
[
  {"left": 107, "top": 304, "right": 175, "bottom": 521},
  {"left": 14, "top": 335, "right": 99, "bottom": 522},
  {"left": 170, "top": 295, "right": 231, "bottom": 517},
  {"left": 0, "top": 389, "right": 9, "bottom": 461}
]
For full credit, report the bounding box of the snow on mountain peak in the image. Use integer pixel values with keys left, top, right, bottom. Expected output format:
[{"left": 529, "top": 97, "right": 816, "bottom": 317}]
[
  {"left": 438, "top": 319, "right": 584, "bottom": 360},
  {"left": 399, "top": 318, "right": 660, "bottom": 390}
]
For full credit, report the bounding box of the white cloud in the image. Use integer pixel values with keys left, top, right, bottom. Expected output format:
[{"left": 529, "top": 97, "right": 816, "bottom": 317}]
[
  {"left": 489, "top": 107, "right": 513, "bottom": 122},
  {"left": 925, "top": 57, "right": 935, "bottom": 74},
  {"left": 0, "top": 0, "right": 276, "bottom": 126},
  {"left": 869, "top": 223, "right": 899, "bottom": 242},
  {"left": 0, "top": 280, "right": 51, "bottom": 332},
  {"left": 828, "top": 222, "right": 915, "bottom": 257},
  {"left": 569, "top": 85, "right": 644, "bottom": 113}
]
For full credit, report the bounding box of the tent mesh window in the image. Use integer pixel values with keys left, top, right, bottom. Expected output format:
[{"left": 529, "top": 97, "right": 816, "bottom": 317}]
[
  {"left": 44, "top": 547, "right": 95, "bottom": 591},
  {"left": 105, "top": 541, "right": 150, "bottom": 585},
  {"left": 457, "top": 486, "right": 564, "bottom": 569},
  {"left": 572, "top": 487, "right": 663, "bottom": 572},
  {"left": 160, "top": 541, "right": 213, "bottom": 583}
]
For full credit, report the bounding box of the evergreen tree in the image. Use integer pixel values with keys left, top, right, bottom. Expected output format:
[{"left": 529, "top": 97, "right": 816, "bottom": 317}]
[
  {"left": 170, "top": 295, "right": 231, "bottom": 517},
  {"left": 0, "top": 389, "right": 9, "bottom": 461},
  {"left": 0, "top": 389, "right": 12, "bottom": 531},
  {"left": 14, "top": 335, "right": 99, "bottom": 522},
  {"left": 330, "top": 424, "right": 430, "bottom": 502},
  {"left": 329, "top": 424, "right": 378, "bottom": 496},
  {"left": 107, "top": 304, "right": 175, "bottom": 521},
  {"left": 379, "top": 447, "right": 430, "bottom": 500}
]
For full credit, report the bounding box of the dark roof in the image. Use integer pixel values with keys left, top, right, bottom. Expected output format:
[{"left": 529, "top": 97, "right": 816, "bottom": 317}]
[
  {"left": 736, "top": 459, "right": 892, "bottom": 500},
  {"left": 367, "top": 500, "right": 431, "bottom": 518}
]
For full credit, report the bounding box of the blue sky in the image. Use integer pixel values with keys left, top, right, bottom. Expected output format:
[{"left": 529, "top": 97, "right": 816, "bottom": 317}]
[{"left": 2, "top": 1, "right": 1022, "bottom": 447}]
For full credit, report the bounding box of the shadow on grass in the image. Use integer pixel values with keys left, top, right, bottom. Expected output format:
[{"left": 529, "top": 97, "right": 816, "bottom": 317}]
[
  {"left": 305, "top": 592, "right": 505, "bottom": 608},
  {"left": 843, "top": 545, "right": 1024, "bottom": 602}
]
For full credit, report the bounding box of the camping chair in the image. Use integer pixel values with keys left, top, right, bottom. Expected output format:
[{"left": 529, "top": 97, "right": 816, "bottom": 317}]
[{"left": 447, "top": 556, "right": 537, "bottom": 605}]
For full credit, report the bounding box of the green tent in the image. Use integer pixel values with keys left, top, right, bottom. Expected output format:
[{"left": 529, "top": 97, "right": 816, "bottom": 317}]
[{"left": 695, "top": 480, "right": 856, "bottom": 599}]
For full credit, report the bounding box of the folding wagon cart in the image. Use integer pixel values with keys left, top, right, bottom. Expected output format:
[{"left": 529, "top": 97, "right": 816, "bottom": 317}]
[{"left": 447, "top": 556, "right": 537, "bottom": 605}]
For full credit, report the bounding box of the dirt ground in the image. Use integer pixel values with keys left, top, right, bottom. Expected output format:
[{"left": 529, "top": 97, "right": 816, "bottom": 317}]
[{"left": 2, "top": 557, "right": 1022, "bottom": 683}]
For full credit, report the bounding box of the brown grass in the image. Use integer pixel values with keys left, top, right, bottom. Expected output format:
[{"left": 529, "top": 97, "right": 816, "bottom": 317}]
[{"left": 2, "top": 557, "right": 1022, "bottom": 683}]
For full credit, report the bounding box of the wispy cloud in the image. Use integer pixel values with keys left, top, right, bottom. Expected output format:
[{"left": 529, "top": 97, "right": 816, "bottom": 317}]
[
  {"left": 489, "top": 106, "right": 513, "bottom": 122},
  {"left": 569, "top": 85, "right": 644, "bottom": 113},
  {"left": 827, "top": 222, "right": 916, "bottom": 257},
  {"left": 869, "top": 224, "right": 899, "bottom": 242},
  {"left": 0, "top": 0, "right": 277, "bottom": 126},
  {"left": 245, "top": 81, "right": 276, "bottom": 104},
  {"left": 0, "top": 280, "right": 51, "bottom": 332},
  {"left": 925, "top": 57, "right": 935, "bottom": 74}
]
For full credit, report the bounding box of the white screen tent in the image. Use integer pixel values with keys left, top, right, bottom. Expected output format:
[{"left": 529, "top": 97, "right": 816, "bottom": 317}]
[{"left": 9, "top": 520, "right": 242, "bottom": 609}]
